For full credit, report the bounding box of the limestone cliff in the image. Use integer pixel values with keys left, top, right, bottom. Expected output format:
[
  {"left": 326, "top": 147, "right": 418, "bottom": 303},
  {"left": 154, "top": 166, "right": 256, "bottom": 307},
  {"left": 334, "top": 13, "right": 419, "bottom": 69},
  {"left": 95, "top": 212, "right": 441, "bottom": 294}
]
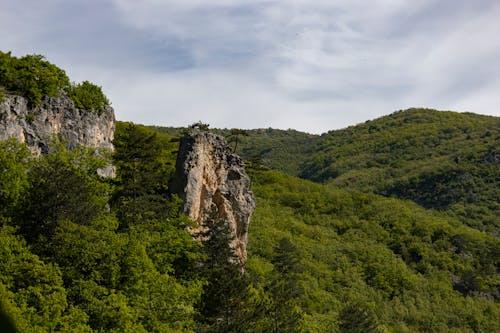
[
  {"left": 171, "top": 130, "right": 256, "bottom": 266},
  {"left": 0, "top": 93, "right": 115, "bottom": 175}
]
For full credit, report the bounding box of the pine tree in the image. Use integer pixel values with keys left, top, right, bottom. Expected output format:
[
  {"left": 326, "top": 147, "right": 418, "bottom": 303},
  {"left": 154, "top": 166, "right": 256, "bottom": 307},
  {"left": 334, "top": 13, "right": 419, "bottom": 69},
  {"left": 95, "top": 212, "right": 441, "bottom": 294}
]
[
  {"left": 228, "top": 128, "right": 248, "bottom": 153},
  {"left": 338, "top": 302, "right": 381, "bottom": 333},
  {"left": 197, "top": 208, "right": 251, "bottom": 332},
  {"left": 267, "top": 237, "right": 305, "bottom": 333}
]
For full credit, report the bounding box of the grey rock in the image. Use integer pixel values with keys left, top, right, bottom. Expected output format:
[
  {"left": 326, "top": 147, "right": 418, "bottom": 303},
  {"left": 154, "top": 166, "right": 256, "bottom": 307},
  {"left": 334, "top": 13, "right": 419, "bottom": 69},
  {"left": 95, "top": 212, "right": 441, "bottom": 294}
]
[
  {"left": 171, "top": 130, "right": 256, "bottom": 266},
  {"left": 0, "top": 93, "right": 115, "bottom": 176}
]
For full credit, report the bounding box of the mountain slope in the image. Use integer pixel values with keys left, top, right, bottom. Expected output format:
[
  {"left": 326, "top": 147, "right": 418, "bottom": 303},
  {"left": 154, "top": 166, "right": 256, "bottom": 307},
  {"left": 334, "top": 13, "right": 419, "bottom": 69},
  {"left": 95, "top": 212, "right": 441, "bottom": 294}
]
[
  {"left": 298, "top": 108, "right": 499, "bottom": 234},
  {"left": 247, "top": 168, "right": 500, "bottom": 332},
  {"left": 2, "top": 52, "right": 498, "bottom": 332},
  {"left": 151, "top": 109, "right": 499, "bottom": 235}
]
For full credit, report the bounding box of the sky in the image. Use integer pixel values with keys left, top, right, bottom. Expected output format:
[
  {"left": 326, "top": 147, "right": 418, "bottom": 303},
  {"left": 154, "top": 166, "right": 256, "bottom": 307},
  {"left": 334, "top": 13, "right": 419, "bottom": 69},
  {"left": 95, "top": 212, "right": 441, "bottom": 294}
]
[{"left": 1, "top": 0, "right": 499, "bottom": 133}]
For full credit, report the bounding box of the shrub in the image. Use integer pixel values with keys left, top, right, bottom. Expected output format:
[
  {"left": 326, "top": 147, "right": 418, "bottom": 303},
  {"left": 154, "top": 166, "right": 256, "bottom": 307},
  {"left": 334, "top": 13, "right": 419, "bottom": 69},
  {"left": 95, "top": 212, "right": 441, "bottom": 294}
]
[
  {"left": 0, "top": 51, "right": 70, "bottom": 106},
  {"left": 67, "top": 81, "right": 110, "bottom": 114},
  {"left": 0, "top": 51, "right": 110, "bottom": 113}
]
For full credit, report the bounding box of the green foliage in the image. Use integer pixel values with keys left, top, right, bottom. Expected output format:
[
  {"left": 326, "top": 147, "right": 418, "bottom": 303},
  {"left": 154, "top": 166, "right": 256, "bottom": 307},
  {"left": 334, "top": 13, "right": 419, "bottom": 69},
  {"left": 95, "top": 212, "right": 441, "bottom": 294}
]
[
  {"left": 67, "top": 80, "right": 109, "bottom": 113},
  {"left": 0, "top": 139, "right": 29, "bottom": 220},
  {"left": 0, "top": 51, "right": 109, "bottom": 112},
  {"left": 246, "top": 169, "right": 500, "bottom": 332},
  {"left": 0, "top": 298, "right": 18, "bottom": 333},
  {"left": 298, "top": 109, "right": 500, "bottom": 234},
  {"left": 0, "top": 226, "right": 90, "bottom": 332},
  {"left": 16, "top": 142, "right": 109, "bottom": 244},
  {"left": 113, "top": 122, "right": 177, "bottom": 202},
  {"left": 119, "top": 238, "right": 201, "bottom": 332},
  {"left": 196, "top": 212, "right": 252, "bottom": 332},
  {"left": 338, "top": 302, "right": 381, "bottom": 333},
  {"left": 112, "top": 122, "right": 204, "bottom": 330},
  {"left": 265, "top": 237, "right": 305, "bottom": 332},
  {"left": 0, "top": 51, "right": 70, "bottom": 105},
  {"left": 50, "top": 218, "right": 125, "bottom": 288},
  {"left": 0, "top": 126, "right": 203, "bottom": 331},
  {"left": 111, "top": 122, "right": 202, "bottom": 276}
]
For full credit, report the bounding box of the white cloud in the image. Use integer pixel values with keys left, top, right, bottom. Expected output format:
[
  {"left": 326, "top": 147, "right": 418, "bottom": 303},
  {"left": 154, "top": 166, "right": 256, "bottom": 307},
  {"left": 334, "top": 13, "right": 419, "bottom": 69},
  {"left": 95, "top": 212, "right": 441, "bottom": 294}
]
[{"left": 0, "top": 0, "right": 499, "bottom": 133}]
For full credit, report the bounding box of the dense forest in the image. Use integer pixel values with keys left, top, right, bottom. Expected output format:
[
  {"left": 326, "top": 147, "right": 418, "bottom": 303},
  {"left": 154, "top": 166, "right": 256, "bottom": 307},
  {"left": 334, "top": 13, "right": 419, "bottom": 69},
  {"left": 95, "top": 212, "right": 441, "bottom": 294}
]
[
  {"left": 298, "top": 110, "right": 499, "bottom": 235},
  {"left": 1, "top": 53, "right": 499, "bottom": 332}
]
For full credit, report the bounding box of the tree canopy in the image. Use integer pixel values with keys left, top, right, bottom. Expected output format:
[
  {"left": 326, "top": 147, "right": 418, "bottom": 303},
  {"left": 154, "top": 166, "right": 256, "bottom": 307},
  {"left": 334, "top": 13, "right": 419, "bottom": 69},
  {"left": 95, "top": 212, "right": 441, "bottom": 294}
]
[{"left": 0, "top": 51, "right": 109, "bottom": 112}]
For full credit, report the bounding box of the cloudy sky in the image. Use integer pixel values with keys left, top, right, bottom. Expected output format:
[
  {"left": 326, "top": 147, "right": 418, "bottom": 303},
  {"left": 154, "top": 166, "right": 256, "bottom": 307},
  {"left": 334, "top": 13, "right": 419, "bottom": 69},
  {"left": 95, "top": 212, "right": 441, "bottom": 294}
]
[{"left": 1, "top": 0, "right": 499, "bottom": 133}]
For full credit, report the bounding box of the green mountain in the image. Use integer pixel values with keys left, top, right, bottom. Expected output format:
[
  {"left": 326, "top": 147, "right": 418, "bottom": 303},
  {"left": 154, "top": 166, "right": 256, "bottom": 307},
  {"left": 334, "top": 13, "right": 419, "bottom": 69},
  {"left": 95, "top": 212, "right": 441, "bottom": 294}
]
[
  {"left": 1, "top": 53, "right": 499, "bottom": 332},
  {"left": 246, "top": 168, "right": 499, "bottom": 332},
  {"left": 149, "top": 110, "right": 500, "bottom": 331},
  {"left": 154, "top": 109, "right": 499, "bottom": 234},
  {"left": 298, "top": 109, "right": 499, "bottom": 234}
]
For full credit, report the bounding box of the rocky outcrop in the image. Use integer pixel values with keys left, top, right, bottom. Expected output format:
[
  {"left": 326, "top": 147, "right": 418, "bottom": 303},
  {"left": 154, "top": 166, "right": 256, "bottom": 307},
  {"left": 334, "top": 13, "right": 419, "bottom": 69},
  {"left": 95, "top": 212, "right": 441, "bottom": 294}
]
[
  {"left": 171, "top": 130, "right": 256, "bottom": 266},
  {"left": 0, "top": 93, "right": 115, "bottom": 176}
]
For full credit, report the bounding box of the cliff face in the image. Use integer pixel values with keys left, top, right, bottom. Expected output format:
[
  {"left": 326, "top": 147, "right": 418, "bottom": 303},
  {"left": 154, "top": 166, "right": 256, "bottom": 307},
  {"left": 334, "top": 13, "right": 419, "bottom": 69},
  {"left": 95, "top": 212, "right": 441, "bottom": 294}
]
[
  {"left": 0, "top": 93, "right": 115, "bottom": 175},
  {"left": 171, "top": 130, "right": 256, "bottom": 265}
]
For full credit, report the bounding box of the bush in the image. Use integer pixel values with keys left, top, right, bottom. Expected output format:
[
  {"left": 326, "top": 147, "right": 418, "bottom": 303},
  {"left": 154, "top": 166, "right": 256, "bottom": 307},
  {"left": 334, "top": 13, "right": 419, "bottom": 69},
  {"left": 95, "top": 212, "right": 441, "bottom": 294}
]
[
  {"left": 0, "top": 51, "right": 70, "bottom": 105},
  {"left": 0, "top": 51, "right": 110, "bottom": 113},
  {"left": 68, "top": 81, "right": 110, "bottom": 114}
]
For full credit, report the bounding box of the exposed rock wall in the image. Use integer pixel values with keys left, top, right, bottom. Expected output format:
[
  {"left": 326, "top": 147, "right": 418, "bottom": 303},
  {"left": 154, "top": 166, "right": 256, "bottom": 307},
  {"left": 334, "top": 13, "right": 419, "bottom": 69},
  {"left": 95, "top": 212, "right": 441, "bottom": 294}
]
[
  {"left": 0, "top": 93, "right": 115, "bottom": 175},
  {"left": 171, "top": 130, "right": 256, "bottom": 266}
]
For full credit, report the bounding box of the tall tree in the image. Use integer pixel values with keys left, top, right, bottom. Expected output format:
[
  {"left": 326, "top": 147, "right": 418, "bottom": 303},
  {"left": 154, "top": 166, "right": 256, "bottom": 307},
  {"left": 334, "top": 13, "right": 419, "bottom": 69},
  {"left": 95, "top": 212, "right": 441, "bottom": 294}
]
[
  {"left": 16, "top": 142, "right": 108, "bottom": 244},
  {"left": 0, "top": 139, "right": 29, "bottom": 223},
  {"left": 228, "top": 129, "right": 248, "bottom": 153},
  {"left": 338, "top": 302, "right": 381, "bottom": 333},
  {"left": 267, "top": 237, "right": 305, "bottom": 333},
  {"left": 197, "top": 209, "right": 251, "bottom": 332},
  {"left": 112, "top": 122, "right": 177, "bottom": 227}
]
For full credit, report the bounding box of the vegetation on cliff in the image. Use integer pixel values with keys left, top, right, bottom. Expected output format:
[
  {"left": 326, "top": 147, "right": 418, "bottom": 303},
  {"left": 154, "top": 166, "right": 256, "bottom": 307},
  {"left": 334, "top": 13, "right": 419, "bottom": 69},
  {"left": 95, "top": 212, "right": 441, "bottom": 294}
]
[
  {"left": 0, "top": 51, "right": 109, "bottom": 112},
  {"left": 67, "top": 81, "right": 110, "bottom": 114}
]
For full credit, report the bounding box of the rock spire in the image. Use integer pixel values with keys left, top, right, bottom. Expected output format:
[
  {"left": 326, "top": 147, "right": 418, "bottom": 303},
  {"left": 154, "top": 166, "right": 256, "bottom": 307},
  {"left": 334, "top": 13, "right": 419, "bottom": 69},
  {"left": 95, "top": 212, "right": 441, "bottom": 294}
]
[{"left": 171, "top": 130, "right": 256, "bottom": 265}]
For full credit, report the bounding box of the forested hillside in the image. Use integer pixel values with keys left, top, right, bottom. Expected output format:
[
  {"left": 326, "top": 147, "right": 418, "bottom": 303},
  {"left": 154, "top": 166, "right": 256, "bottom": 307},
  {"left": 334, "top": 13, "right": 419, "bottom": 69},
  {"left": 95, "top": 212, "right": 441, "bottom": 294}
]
[
  {"left": 0, "top": 126, "right": 205, "bottom": 332},
  {"left": 246, "top": 169, "right": 499, "bottom": 332},
  {"left": 298, "top": 109, "right": 499, "bottom": 235},
  {"left": 1, "top": 53, "right": 498, "bottom": 332},
  {"left": 1, "top": 121, "right": 498, "bottom": 332},
  {"left": 155, "top": 109, "right": 498, "bottom": 234}
]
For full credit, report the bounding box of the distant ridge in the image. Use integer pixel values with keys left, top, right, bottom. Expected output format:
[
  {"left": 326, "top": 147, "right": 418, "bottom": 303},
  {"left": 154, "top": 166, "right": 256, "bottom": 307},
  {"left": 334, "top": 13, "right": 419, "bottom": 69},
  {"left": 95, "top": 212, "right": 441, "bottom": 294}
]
[{"left": 150, "top": 109, "right": 499, "bottom": 234}]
